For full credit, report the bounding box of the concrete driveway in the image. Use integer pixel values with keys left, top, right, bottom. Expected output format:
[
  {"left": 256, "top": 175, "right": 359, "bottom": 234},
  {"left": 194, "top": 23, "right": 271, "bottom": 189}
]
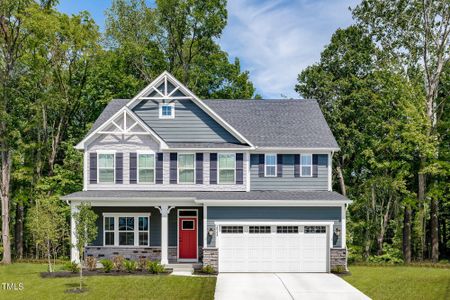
[{"left": 215, "top": 273, "right": 370, "bottom": 300}]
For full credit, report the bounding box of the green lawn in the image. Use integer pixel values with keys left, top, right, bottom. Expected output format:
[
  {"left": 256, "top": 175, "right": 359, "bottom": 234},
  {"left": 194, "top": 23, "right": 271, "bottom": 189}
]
[
  {"left": 0, "top": 263, "right": 216, "bottom": 300},
  {"left": 343, "top": 265, "right": 450, "bottom": 300}
]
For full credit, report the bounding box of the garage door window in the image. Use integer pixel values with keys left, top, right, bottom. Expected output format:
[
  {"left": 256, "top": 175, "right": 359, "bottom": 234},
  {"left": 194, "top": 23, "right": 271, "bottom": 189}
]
[
  {"left": 277, "top": 226, "right": 299, "bottom": 233},
  {"left": 221, "top": 226, "right": 243, "bottom": 233},
  {"left": 305, "top": 226, "right": 326, "bottom": 233},
  {"left": 249, "top": 226, "right": 271, "bottom": 233}
]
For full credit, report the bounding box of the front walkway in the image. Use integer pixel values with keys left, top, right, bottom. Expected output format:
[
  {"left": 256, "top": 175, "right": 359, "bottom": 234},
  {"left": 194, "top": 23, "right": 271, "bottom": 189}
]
[{"left": 215, "top": 273, "right": 370, "bottom": 300}]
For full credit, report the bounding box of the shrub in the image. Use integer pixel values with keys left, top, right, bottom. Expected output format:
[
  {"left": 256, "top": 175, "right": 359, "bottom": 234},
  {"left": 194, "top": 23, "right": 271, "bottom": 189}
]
[
  {"left": 138, "top": 257, "right": 148, "bottom": 271},
  {"left": 112, "top": 255, "right": 125, "bottom": 271},
  {"left": 124, "top": 260, "right": 137, "bottom": 273},
  {"left": 147, "top": 260, "right": 165, "bottom": 274},
  {"left": 331, "top": 265, "right": 346, "bottom": 274},
  {"left": 85, "top": 256, "right": 97, "bottom": 271},
  {"left": 64, "top": 261, "right": 79, "bottom": 273},
  {"left": 368, "top": 243, "right": 404, "bottom": 264},
  {"left": 201, "top": 265, "right": 216, "bottom": 274},
  {"left": 100, "top": 259, "right": 114, "bottom": 272}
]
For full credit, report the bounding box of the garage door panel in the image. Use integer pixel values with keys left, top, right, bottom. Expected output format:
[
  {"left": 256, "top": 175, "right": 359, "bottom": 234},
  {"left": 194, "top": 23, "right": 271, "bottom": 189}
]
[{"left": 219, "top": 225, "right": 328, "bottom": 273}]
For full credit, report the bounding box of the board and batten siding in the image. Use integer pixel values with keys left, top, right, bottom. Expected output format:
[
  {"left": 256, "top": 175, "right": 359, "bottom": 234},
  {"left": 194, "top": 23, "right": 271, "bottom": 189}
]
[
  {"left": 132, "top": 99, "right": 240, "bottom": 143},
  {"left": 85, "top": 133, "right": 247, "bottom": 191},
  {"left": 206, "top": 206, "right": 342, "bottom": 248},
  {"left": 250, "top": 154, "right": 329, "bottom": 191}
]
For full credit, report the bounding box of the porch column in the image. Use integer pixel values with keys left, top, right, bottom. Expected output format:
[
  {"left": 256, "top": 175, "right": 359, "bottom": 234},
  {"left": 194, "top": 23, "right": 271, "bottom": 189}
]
[
  {"left": 341, "top": 204, "right": 347, "bottom": 248},
  {"left": 70, "top": 202, "right": 80, "bottom": 263},
  {"left": 158, "top": 205, "right": 173, "bottom": 265}
]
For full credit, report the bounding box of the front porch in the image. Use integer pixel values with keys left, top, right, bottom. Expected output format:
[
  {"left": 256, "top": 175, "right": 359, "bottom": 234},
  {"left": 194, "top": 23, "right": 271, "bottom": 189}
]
[{"left": 71, "top": 204, "right": 205, "bottom": 265}]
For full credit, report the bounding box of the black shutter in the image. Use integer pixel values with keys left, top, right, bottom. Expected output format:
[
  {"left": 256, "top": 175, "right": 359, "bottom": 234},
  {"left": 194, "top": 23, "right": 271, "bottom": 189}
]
[
  {"left": 210, "top": 153, "right": 217, "bottom": 184},
  {"left": 129, "top": 153, "right": 137, "bottom": 184},
  {"left": 170, "top": 153, "right": 177, "bottom": 184},
  {"left": 313, "top": 154, "right": 319, "bottom": 177},
  {"left": 258, "top": 154, "right": 264, "bottom": 177},
  {"left": 89, "top": 153, "right": 97, "bottom": 184},
  {"left": 115, "top": 153, "right": 123, "bottom": 184},
  {"left": 294, "top": 154, "right": 300, "bottom": 178},
  {"left": 236, "top": 153, "right": 244, "bottom": 184},
  {"left": 196, "top": 153, "right": 203, "bottom": 184},
  {"left": 156, "top": 153, "right": 164, "bottom": 184},
  {"left": 277, "top": 154, "right": 283, "bottom": 177}
]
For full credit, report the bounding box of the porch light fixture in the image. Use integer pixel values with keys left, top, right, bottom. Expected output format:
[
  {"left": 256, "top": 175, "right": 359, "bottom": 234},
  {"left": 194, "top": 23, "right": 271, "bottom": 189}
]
[
  {"left": 208, "top": 227, "right": 215, "bottom": 236},
  {"left": 334, "top": 227, "right": 341, "bottom": 236}
]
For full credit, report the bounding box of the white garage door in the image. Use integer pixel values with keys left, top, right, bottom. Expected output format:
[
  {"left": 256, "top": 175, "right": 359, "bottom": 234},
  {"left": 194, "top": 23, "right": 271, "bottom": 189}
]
[{"left": 218, "top": 225, "right": 328, "bottom": 272}]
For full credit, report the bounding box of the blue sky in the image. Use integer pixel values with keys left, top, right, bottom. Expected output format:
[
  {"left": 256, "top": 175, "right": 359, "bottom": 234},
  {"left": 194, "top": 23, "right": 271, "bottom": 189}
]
[{"left": 57, "top": 0, "right": 359, "bottom": 98}]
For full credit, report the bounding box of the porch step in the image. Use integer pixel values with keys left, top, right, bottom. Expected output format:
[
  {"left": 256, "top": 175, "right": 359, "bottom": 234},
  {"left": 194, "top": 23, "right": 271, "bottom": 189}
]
[{"left": 166, "top": 263, "right": 202, "bottom": 276}]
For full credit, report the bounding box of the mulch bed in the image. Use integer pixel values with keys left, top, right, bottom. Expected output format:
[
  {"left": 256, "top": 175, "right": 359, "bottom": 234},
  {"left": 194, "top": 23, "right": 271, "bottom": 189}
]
[
  {"left": 192, "top": 270, "right": 218, "bottom": 276},
  {"left": 41, "top": 269, "right": 172, "bottom": 278}
]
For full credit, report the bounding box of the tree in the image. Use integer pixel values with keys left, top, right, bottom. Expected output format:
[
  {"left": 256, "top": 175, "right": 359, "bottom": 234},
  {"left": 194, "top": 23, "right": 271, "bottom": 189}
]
[
  {"left": 353, "top": 0, "right": 450, "bottom": 262},
  {"left": 72, "top": 202, "right": 97, "bottom": 291},
  {"left": 27, "top": 197, "right": 65, "bottom": 272}
]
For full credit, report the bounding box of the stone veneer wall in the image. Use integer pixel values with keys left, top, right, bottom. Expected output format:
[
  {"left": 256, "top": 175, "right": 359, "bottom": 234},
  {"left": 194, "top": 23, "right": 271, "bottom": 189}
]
[
  {"left": 202, "top": 248, "right": 218, "bottom": 271},
  {"left": 85, "top": 246, "right": 203, "bottom": 263},
  {"left": 330, "top": 248, "right": 347, "bottom": 270}
]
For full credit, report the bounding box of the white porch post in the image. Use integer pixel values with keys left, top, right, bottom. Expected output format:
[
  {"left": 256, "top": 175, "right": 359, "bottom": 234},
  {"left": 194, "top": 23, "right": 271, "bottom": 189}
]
[
  {"left": 341, "top": 204, "right": 347, "bottom": 248},
  {"left": 203, "top": 205, "right": 207, "bottom": 248},
  {"left": 158, "top": 205, "right": 172, "bottom": 265},
  {"left": 70, "top": 202, "right": 80, "bottom": 263}
]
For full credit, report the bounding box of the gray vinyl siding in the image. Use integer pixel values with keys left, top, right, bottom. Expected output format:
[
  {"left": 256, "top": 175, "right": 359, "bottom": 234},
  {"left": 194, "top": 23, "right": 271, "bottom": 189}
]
[
  {"left": 206, "top": 206, "right": 342, "bottom": 248},
  {"left": 91, "top": 206, "right": 203, "bottom": 247},
  {"left": 250, "top": 154, "right": 329, "bottom": 191},
  {"left": 86, "top": 134, "right": 247, "bottom": 191},
  {"left": 133, "top": 99, "right": 240, "bottom": 143}
]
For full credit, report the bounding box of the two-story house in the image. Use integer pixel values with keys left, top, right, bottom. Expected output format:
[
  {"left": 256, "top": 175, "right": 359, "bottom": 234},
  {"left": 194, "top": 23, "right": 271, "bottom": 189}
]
[{"left": 62, "top": 71, "right": 350, "bottom": 273}]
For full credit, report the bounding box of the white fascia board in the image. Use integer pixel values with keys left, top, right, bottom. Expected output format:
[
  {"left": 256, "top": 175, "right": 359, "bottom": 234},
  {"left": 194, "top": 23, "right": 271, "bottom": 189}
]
[
  {"left": 167, "top": 147, "right": 254, "bottom": 151},
  {"left": 75, "top": 106, "right": 168, "bottom": 150},
  {"left": 126, "top": 71, "right": 254, "bottom": 147},
  {"left": 68, "top": 198, "right": 201, "bottom": 207},
  {"left": 194, "top": 199, "right": 352, "bottom": 206},
  {"left": 253, "top": 147, "right": 340, "bottom": 153}
]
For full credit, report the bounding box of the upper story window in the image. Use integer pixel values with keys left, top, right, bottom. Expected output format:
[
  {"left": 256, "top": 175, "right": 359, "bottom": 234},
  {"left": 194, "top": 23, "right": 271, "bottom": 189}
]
[
  {"left": 159, "top": 103, "right": 175, "bottom": 119},
  {"left": 138, "top": 153, "right": 155, "bottom": 183},
  {"left": 218, "top": 153, "right": 235, "bottom": 184},
  {"left": 98, "top": 153, "right": 115, "bottom": 183},
  {"left": 301, "top": 154, "right": 312, "bottom": 177},
  {"left": 265, "top": 154, "right": 277, "bottom": 177},
  {"left": 178, "top": 153, "right": 195, "bottom": 184}
]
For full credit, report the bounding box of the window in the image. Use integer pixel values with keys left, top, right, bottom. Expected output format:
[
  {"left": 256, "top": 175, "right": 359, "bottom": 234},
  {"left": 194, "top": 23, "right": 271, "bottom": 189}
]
[
  {"left": 159, "top": 103, "right": 174, "bottom": 118},
  {"left": 265, "top": 154, "right": 277, "bottom": 177},
  {"left": 305, "top": 226, "right": 326, "bottom": 233},
  {"left": 301, "top": 154, "right": 312, "bottom": 177},
  {"left": 104, "top": 217, "right": 115, "bottom": 245},
  {"left": 221, "top": 226, "right": 243, "bottom": 233},
  {"left": 218, "top": 153, "right": 235, "bottom": 184},
  {"left": 138, "top": 153, "right": 155, "bottom": 183},
  {"left": 98, "top": 153, "right": 115, "bottom": 183},
  {"left": 277, "top": 226, "right": 299, "bottom": 234},
  {"left": 179, "top": 210, "right": 197, "bottom": 217},
  {"left": 249, "top": 226, "right": 271, "bottom": 234},
  {"left": 178, "top": 153, "right": 195, "bottom": 183},
  {"left": 103, "top": 214, "right": 150, "bottom": 247},
  {"left": 182, "top": 220, "right": 195, "bottom": 230}
]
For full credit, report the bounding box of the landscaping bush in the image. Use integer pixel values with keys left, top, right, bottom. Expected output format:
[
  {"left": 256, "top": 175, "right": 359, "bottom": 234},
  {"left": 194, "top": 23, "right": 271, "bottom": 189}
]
[
  {"left": 368, "top": 243, "right": 404, "bottom": 264},
  {"left": 64, "top": 261, "right": 79, "bottom": 273},
  {"left": 112, "top": 255, "right": 125, "bottom": 271},
  {"left": 100, "top": 259, "right": 114, "bottom": 272},
  {"left": 146, "top": 260, "right": 165, "bottom": 274},
  {"left": 201, "top": 265, "right": 216, "bottom": 274},
  {"left": 124, "top": 260, "right": 137, "bottom": 273},
  {"left": 85, "top": 256, "right": 97, "bottom": 271},
  {"left": 331, "top": 265, "right": 346, "bottom": 274},
  {"left": 138, "top": 257, "right": 148, "bottom": 270}
]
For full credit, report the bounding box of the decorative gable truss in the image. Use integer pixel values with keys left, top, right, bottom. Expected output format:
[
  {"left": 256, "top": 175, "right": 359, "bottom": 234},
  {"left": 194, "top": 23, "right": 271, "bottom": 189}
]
[
  {"left": 75, "top": 107, "right": 168, "bottom": 150},
  {"left": 127, "top": 71, "right": 254, "bottom": 148}
]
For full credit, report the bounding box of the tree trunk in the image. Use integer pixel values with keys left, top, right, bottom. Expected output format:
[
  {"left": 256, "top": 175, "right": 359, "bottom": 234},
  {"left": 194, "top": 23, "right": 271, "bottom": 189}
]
[
  {"left": 377, "top": 194, "right": 393, "bottom": 255},
  {"left": 1, "top": 149, "right": 12, "bottom": 264},
  {"left": 47, "top": 240, "right": 53, "bottom": 273},
  {"left": 418, "top": 165, "right": 426, "bottom": 260},
  {"left": 336, "top": 161, "right": 346, "bottom": 197},
  {"left": 430, "top": 197, "right": 439, "bottom": 262},
  {"left": 403, "top": 205, "right": 412, "bottom": 263},
  {"left": 14, "top": 201, "right": 24, "bottom": 259}
]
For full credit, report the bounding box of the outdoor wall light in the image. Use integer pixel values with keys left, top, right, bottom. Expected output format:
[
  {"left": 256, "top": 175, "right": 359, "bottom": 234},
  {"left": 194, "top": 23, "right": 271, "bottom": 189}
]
[
  {"left": 335, "top": 227, "right": 341, "bottom": 236},
  {"left": 208, "top": 228, "right": 215, "bottom": 236}
]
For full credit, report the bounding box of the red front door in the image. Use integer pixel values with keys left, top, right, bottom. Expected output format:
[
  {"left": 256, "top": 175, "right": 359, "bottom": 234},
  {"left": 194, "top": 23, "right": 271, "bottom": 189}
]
[{"left": 178, "top": 217, "right": 197, "bottom": 259}]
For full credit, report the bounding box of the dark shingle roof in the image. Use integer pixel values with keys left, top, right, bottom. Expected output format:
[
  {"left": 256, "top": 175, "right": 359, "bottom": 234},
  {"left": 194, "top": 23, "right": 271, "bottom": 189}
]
[
  {"left": 62, "top": 190, "right": 348, "bottom": 201},
  {"left": 203, "top": 99, "right": 339, "bottom": 149},
  {"left": 167, "top": 142, "right": 250, "bottom": 149},
  {"left": 85, "top": 98, "right": 339, "bottom": 149}
]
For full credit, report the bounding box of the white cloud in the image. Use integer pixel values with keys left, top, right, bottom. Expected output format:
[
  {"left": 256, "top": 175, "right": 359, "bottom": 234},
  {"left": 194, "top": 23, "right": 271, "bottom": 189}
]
[{"left": 219, "top": 0, "right": 359, "bottom": 98}]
